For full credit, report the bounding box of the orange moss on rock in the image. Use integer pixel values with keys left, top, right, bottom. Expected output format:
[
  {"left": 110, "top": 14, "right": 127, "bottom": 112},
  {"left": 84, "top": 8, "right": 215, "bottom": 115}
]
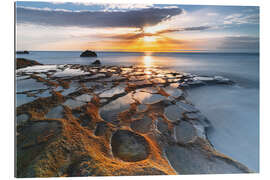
[
  {"left": 16, "top": 93, "right": 177, "bottom": 177},
  {"left": 16, "top": 64, "right": 249, "bottom": 177},
  {"left": 57, "top": 80, "right": 70, "bottom": 89},
  {"left": 30, "top": 74, "right": 59, "bottom": 87}
]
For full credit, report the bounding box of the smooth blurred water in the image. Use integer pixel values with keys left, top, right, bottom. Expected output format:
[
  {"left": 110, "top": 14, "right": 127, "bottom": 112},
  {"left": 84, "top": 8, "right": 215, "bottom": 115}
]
[
  {"left": 17, "top": 51, "right": 259, "bottom": 171},
  {"left": 187, "top": 85, "right": 259, "bottom": 172}
]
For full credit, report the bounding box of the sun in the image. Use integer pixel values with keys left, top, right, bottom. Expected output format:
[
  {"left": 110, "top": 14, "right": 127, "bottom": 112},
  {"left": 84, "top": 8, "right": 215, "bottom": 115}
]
[{"left": 143, "top": 36, "right": 157, "bottom": 42}]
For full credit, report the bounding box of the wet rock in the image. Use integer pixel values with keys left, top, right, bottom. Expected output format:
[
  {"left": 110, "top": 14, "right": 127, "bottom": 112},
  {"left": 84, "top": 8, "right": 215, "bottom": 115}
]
[
  {"left": 46, "top": 105, "right": 64, "bottom": 119},
  {"left": 16, "top": 64, "right": 60, "bottom": 73},
  {"left": 194, "top": 76, "right": 214, "bottom": 82},
  {"left": 16, "top": 78, "right": 48, "bottom": 93},
  {"left": 132, "top": 80, "right": 152, "bottom": 86},
  {"left": 17, "top": 114, "right": 29, "bottom": 126},
  {"left": 184, "top": 112, "right": 207, "bottom": 122},
  {"left": 103, "top": 74, "right": 126, "bottom": 81},
  {"left": 133, "top": 91, "right": 165, "bottom": 104},
  {"left": 60, "top": 86, "right": 79, "bottom": 96},
  {"left": 75, "top": 94, "right": 93, "bottom": 102},
  {"left": 52, "top": 68, "right": 90, "bottom": 78},
  {"left": 169, "top": 83, "right": 180, "bottom": 88},
  {"left": 63, "top": 99, "right": 86, "bottom": 109},
  {"left": 16, "top": 75, "right": 29, "bottom": 81},
  {"left": 16, "top": 58, "right": 41, "bottom": 69},
  {"left": 190, "top": 121, "right": 208, "bottom": 139},
  {"left": 88, "top": 73, "right": 106, "bottom": 79},
  {"left": 174, "top": 121, "right": 197, "bottom": 144},
  {"left": 78, "top": 114, "right": 92, "bottom": 127},
  {"left": 100, "top": 99, "right": 108, "bottom": 104},
  {"left": 187, "top": 80, "right": 206, "bottom": 88},
  {"left": 164, "top": 87, "right": 183, "bottom": 98},
  {"left": 164, "top": 105, "right": 184, "bottom": 123},
  {"left": 83, "top": 81, "right": 104, "bottom": 89},
  {"left": 192, "top": 76, "right": 232, "bottom": 85},
  {"left": 111, "top": 130, "right": 150, "bottom": 162},
  {"left": 165, "top": 144, "right": 250, "bottom": 174},
  {"left": 136, "top": 87, "right": 158, "bottom": 94},
  {"left": 16, "top": 64, "right": 247, "bottom": 177},
  {"left": 168, "top": 78, "right": 180, "bottom": 83},
  {"left": 214, "top": 76, "right": 232, "bottom": 84},
  {"left": 183, "top": 112, "right": 211, "bottom": 135},
  {"left": 36, "top": 89, "right": 52, "bottom": 98},
  {"left": 16, "top": 94, "right": 37, "bottom": 107},
  {"left": 176, "top": 101, "right": 198, "bottom": 113},
  {"left": 131, "top": 116, "right": 153, "bottom": 133},
  {"left": 130, "top": 71, "right": 145, "bottom": 76},
  {"left": 137, "top": 104, "right": 148, "bottom": 112},
  {"left": 151, "top": 78, "right": 166, "bottom": 84},
  {"left": 157, "top": 117, "right": 170, "bottom": 135},
  {"left": 99, "top": 86, "right": 125, "bottom": 98},
  {"left": 94, "top": 121, "right": 108, "bottom": 136},
  {"left": 80, "top": 50, "right": 97, "bottom": 57},
  {"left": 92, "top": 60, "right": 101, "bottom": 65},
  {"left": 17, "top": 121, "right": 62, "bottom": 148},
  {"left": 99, "top": 93, "right": 134, "bottom": 125}
]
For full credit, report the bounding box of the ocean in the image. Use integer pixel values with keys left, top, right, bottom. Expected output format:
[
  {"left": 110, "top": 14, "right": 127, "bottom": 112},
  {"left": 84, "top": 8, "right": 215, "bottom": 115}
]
[{"left": 16, "top": 51, "right": 259, "bottom": 172}]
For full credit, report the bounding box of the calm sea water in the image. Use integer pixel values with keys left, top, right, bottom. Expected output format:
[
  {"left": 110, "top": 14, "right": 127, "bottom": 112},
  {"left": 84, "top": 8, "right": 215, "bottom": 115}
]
[
  {"left": 16, "top": 51, "right": 259, "bottom": 87},
  {"left": 16, "top": 51, "right": 259, "bottom": 171}
]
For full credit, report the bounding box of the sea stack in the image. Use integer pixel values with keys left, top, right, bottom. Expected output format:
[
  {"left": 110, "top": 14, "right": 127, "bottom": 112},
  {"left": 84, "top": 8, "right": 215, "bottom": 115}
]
[
  {"left": 92, "top": 60, "right": 101, "bottom": 65},
  {"left": 80, "top": 50, "right": 97, "bottom": 57}
]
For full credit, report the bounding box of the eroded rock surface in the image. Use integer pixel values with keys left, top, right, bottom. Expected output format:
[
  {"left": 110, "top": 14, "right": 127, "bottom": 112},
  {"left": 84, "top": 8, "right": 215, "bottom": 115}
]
[
  {"left": 165, "top": 140, "right": 250, "bottom": 174},
  {"left": 16, "top": 58, "right": 41, "bottom": 69},
  {"left": 111, "top": 130, "right": 150, "bottom": 162},
  {"left": 16, "top": 64, "right": 249, "bottom": 177}
]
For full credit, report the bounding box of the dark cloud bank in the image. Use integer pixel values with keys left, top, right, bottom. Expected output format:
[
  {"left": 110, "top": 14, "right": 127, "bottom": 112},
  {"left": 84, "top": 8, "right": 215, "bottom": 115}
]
[
  {"left": 101, "top": 25, "right": 212, "bottom": 40},
  {"left": 16, "top": 6, "right": 183, "bottom": 28}
]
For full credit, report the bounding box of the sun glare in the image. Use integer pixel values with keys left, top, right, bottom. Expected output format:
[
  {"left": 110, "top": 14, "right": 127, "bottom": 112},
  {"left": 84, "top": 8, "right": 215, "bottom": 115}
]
[
  {"left": 143, "top": 55, "right": 153, "bottom": 68},
  {"left": 143, "top": 24, "right": 166, "bottom": 34},
  {"left": 143, "top": 36, "right": 156, "bottom": 42}
]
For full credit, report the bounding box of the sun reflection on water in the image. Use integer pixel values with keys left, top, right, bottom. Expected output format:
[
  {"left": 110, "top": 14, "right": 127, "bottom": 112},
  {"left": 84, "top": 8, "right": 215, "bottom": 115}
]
[
  {"left": 143, "top": 55, "right": 153, "bottom": 68},
  {"left": 142, "top": 54, "right": 154, "bottom": 78}
]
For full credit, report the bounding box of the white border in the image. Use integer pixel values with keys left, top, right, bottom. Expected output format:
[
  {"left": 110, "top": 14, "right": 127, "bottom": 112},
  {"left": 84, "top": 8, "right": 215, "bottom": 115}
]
[
  {"left": 1, "top": 0, "right": 269, "bottom": 180},
  {"left": 12, "top": 0, "right": 261, "bottom": 6}
]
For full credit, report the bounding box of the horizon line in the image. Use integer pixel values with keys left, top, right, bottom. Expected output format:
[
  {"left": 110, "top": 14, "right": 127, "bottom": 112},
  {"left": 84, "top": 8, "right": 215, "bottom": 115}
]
[{"left": 15, "top": 50, "right": 259, "bottom": 53}]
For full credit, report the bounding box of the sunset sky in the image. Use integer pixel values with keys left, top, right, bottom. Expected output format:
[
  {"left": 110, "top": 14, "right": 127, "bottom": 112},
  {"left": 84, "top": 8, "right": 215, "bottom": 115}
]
[{"left": 16, "top": 1, "right": 259, "bottom": 52}]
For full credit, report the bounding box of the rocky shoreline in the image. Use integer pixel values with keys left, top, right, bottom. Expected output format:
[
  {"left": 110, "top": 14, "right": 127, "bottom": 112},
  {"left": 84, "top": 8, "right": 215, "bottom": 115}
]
[
  {"left": 16, "top": 58, "right": 42, "bottom": 69},
  {"left": 16, "top": 63, "right": 251, "bottom": 177}
]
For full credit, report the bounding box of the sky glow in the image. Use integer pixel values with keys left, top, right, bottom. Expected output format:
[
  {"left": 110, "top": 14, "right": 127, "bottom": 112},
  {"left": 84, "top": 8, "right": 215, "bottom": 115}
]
[{"left": 16, "top": 1, "right": 259, "bottom": 52}]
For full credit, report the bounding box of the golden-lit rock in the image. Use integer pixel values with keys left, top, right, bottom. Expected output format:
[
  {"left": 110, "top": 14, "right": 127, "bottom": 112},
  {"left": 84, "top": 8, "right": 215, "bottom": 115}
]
[{"left": 111, "top": 130, "right": 150, "bottom": 162}]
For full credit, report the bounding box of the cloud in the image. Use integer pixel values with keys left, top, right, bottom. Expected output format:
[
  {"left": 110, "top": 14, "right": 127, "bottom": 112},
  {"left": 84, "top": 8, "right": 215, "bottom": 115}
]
[
  {"left": 219, "top": 36, "right": 259, "bottom": 50},
  {"left": 223, "top": 13, "right": 259, "bottom": 25},
  {"left": 16, "top": 6, "right": 183, "bottom": 28},
  {"left": 181, "top": 26, "right": 211, "bottom": 31},
  {"left": 100, "top": 25, "right": 211, "bottom": 40},
  {"left": 154, "top": 25, "right": 211, "bottom": 35},
  {"left": 102, "top": 3, "right": 153, "bottom": 11}
]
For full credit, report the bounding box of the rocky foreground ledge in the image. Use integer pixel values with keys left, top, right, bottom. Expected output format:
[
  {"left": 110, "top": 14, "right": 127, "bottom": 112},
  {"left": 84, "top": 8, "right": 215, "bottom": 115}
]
[
  {"left": 16, "top": 58, "right": 42, "bottom": 69},
  {"left": 16, "top": 64, "right": 250, "bottom": 177}
]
